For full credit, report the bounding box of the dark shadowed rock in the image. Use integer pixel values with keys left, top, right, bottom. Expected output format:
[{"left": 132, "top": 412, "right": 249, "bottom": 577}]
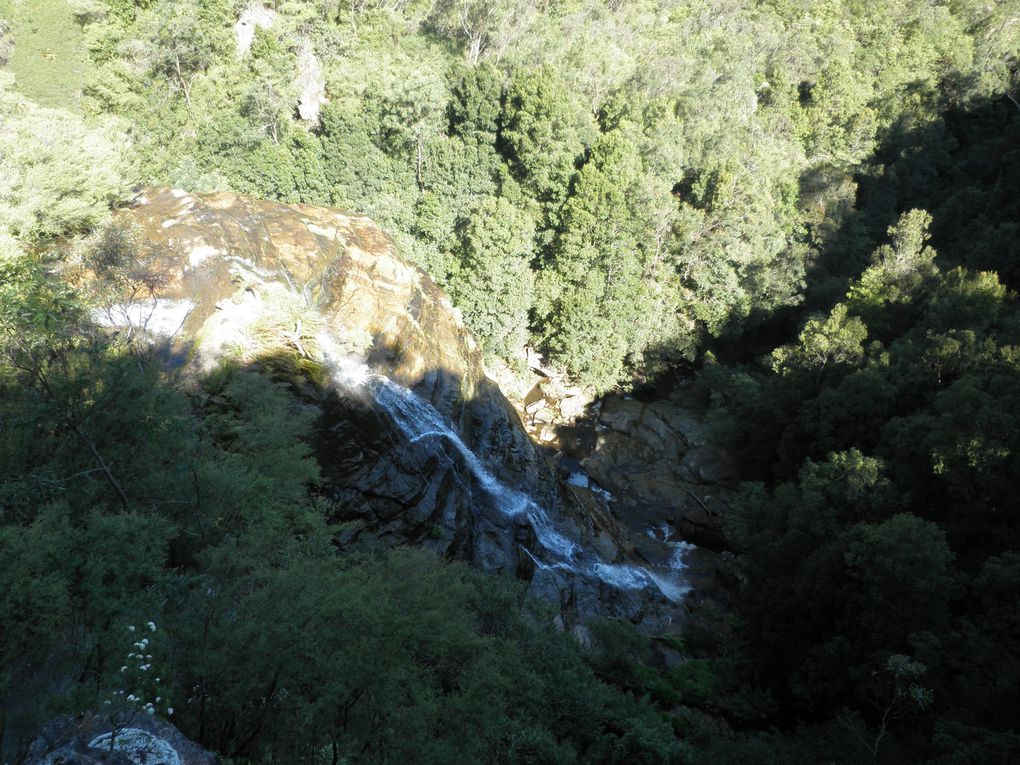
[{"left": 582, "top": 392, "right": 738, "bottom": 549}]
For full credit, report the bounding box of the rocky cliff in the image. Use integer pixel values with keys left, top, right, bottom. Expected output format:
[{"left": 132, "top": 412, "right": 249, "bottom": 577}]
[{"left": 104, "top": 189, "right": 692, "bottom": 630}]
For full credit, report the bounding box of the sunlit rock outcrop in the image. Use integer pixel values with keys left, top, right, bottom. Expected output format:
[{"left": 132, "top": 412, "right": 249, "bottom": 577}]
[{"left": 234, "top": 3, "right": 277, "bottom": 58}]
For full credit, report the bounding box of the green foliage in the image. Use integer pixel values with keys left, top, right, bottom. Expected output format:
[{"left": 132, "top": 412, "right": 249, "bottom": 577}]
[
  {"left": 0, "top": 0, "right": 89, "bottom": 110},
  {"left": 704, "top": 126, "right": 1020, "bottom": 755},
  {"left": 842, "top": 514, "right": 955, "bottom": 645},
  {"left": 848, "top": 210, "right": 939, "bottom": 334},
  {"left": 448, "top": 196, "right": 535, "bottom": 358},
  {"left": 143, "top": 0, "right": 227, "bottom": 109},
  {"left": 0, "top": 74, "right": 133, "bottom": 241},
  {"left": 0, "top": 506, "right": 74, "bottom": 672},
  {"left": 537, "top": 126, "right": 645, "bottom": 389},
  {"left": 448, "top": 62, "right": 502, "bottom": 141},
  {"left": 0, "top": 256, "right": 682, "bottom": 763},
  {"left": 499, "top": 65, "right": 591, "bottom": 218},
  {"left": 771, "top": 303, "right": 869, "bottom": 381},
  {"left": 31, "top": 0, "right": 1004, "bottom": 395}
]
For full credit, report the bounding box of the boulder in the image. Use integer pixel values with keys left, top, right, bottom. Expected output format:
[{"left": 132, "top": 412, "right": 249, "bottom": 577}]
[{"left": 26, "top": 714, "right": 215, "bottom": 765}]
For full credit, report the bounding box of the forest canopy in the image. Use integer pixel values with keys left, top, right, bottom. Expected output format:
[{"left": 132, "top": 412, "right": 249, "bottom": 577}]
[{"left": 3, "top": 0, "right": 1009, "bottom": 391}]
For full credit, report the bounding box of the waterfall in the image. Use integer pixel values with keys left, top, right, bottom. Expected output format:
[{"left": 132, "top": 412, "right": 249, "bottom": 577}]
[
  {"left": 321, "top": 340, "right": 693, "bottom": 604},
  {"left": 644, "top": 522, "right": 696, "bottom": 602}
]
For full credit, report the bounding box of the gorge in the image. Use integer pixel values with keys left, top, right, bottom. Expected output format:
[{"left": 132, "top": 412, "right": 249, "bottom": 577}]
[{"left": 8, "top": 2, "right": 1017, "bottom": 757}]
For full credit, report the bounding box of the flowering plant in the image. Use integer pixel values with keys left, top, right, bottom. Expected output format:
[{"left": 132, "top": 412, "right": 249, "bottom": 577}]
[{"left": 99, "top": 620, "right": 174, "bottom": 751}]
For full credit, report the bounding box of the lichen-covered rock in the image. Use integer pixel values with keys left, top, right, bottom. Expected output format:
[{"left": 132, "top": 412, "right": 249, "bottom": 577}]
[{"left": 26, "top": 714, "right": 216, "bottom": 765}]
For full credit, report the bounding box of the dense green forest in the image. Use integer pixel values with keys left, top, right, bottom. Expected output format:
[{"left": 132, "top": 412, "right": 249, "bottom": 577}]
[{"left": 1, "top": 0, "right": 1019, "bottom": 762}]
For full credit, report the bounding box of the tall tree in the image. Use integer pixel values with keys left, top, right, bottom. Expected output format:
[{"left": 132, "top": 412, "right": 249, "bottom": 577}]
[
  {"left": 537, "top": 124, "right": 669, "bottom": 391},
  {"left": 448, "top": 196, "right": 536, "bottom": 360}
]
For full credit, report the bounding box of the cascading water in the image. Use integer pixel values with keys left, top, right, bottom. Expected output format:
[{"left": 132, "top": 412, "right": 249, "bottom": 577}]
[
  {"left": 321, "top": 339, "right": 693, "bottom": 604},
  {"left": 645, "top": 522, "right": 696, "bottom": 602}
]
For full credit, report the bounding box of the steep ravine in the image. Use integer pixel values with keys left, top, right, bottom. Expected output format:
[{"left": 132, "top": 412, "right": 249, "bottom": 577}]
[{"left": 102, "top": 188, "right": 703, "bottom": 630}]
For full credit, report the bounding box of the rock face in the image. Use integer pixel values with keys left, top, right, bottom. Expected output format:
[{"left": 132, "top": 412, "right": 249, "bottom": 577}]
[
  {"left": 585, "top": 391, "right": 738, "bottom": 549},
  {"left": 505, "top": 368, "right": 742, "bottom": 630},
  {"left": 295, "top": 41, "right": 326, "bottom": 124},
  {"left": 113, "top": 189, "right": 690, "bottom": 629},
  {"left": 26, "top": 714, "right": 215, "bottom": 765},
  {"left": 234, "top": 3, "right": 277, "bottom": 59},
  {"left": 513, "top": 371, "right": 737, "bottom": 550}
]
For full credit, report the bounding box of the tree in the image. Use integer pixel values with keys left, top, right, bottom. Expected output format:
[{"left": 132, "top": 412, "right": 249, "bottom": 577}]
[
  {"left": 848, "top": 209, "right": 939, "bottom": 334},
  {"left": 144, "top": 0, "right": 222, "bottom": 110},
  {"left": 796, "top": 59, "right": 879, "bottom": 169},
  {"left": 430, "top": 0, "right": 543, "bottom": 65},
  {"left": 536, "top": 125, "right": 663, "bottom": 391},
  {"left": 239, "top": 29, "right": 296, "bottom": 145},
  {"left": 771, "top": 304, "right": 868, "bottom": 382},
  {"left": 838, "top": 654, "right": 934, "bottom": 764},
  {"left": 448, "top": 62, "right": 502, "bottom": 143},
  {"left": 498, "top": 66, "right": 590, "bottom": 216},
  {"left": 448, "top": 196, "right": 536, "bottom": 360},
  {"left": 0, "top": 75, "right": 133, "bottom": 242},
  {"left": 842, "top": 513, "right": 955, "bottom": 646}
]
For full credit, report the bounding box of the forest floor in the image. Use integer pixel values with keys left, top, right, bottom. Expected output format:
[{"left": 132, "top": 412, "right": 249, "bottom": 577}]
[{"left": 1, "top": 0, "right": 85, "bottom": 111}]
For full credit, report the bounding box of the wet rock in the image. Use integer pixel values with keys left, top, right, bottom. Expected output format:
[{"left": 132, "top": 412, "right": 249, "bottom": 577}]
[
  {"left": 580, "top": 391, "right": 737, "bottom": 549},
  {"left": 680, "top": 445, "right": 738, "bottom": 485}
]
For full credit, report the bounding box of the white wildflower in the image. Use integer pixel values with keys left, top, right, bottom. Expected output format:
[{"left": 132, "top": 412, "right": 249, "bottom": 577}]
[
  {"left": 120, "top": 666, "right": 128, "bottom": 672},
  {"left": 128, "top": 625, "right": 135, "bottom": 632},
  {"left": 167, "top": 707, "right": 174, "bottom": 715},
  {"left": 147, "top": 621, "right": 156, "bottom": 632},
  {"left": 126, "top": 694, "right": 137, "bottom": 702}
]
